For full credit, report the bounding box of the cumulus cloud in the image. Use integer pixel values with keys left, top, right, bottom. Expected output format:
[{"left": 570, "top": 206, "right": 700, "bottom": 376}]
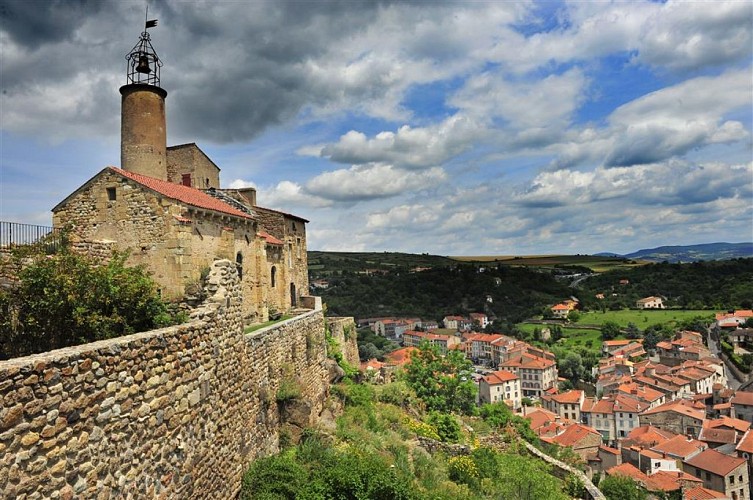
[
  {"left": 318, "top": 115, "right": 484, "bottom": 169},
  {"left": 305, "top": 164, "right": 447, "bottom": 202}
]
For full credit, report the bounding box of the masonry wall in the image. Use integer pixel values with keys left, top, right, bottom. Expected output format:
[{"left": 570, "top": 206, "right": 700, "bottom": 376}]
[
  {"left": 326, "top": 317, "right": 360, "bottom": 368},
  {"left": 166, "top": 144, "right": 220, "bottom": 189},
  {"left": 52, "top": 169, "right": 272, "bottom": 323},
  {"left": 0, "top": 260, "right": 331, "bottom": 499}
]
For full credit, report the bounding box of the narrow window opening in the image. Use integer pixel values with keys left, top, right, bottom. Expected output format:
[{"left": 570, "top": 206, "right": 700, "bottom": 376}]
[
  {"left": 181, "top": 173, "right": 192, "bottom": 187},
  {"left": 106, "top": 187, "right": 116, "bottom": 201},
  {"left": 236, "top": 252, "right": 243, "bottom": 280},
  {"left": 271, "top": 266, "right": 277, "bottom": 288}
]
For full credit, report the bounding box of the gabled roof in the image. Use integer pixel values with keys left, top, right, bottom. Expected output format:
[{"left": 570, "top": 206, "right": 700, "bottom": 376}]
[
  {"left": 686, "top": 448, "right": 746, "bottom": 476},
  {"left": 735, "top": 428, "right": 753, "bottom": 454},
  {"left": 698, "top": 427, "right": 738, "bottom": 446},
  {"left": 53, "top": 166, "right": 253, "bottom": 220},
  {"left": 167, "top": 142, "right": 220, "bottom": 171},
  {"left": 640, "top": 399, "right": 705, "bottom": 421},
  {"left": 651, "top": 435, "right": 707, "bottom": 460},
  {"left": 481, "top": 370, "right": 518, "bottom": 385},
  {"left": 731, "top": 391, "right": 753, "bottom": 406},
  {"left": 704, "top": 416, "right": 751, "bottom": 433},
  {"left": 525, "top": 408, "right": 559, "bottom": 431},
  {"left": 546, "top": 423, "right": 600, "bottom": 447},
  {"left": 683, "top": 486, "right": 728, "bottom": 499},
  {"left": 550, "top": 390, "right": 583, "bottom": 404},
  {"left": 625, "top": 425, "right": 677, "bottom": 448}
]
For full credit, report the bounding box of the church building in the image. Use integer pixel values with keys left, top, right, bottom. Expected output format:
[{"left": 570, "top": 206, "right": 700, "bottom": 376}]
[{"left": 52, "top": 24, "right": 309, "bottom": 323}]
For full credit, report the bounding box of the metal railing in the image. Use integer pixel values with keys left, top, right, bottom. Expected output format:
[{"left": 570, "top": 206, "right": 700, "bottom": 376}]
[{"left": 0, "top": 221, "right": 64, "bottom": 254}]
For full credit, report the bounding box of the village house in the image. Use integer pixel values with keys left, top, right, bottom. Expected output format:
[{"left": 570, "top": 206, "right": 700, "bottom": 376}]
[
  {"left": 469, "top": 312, "right": 489, "bottom": 329},
  {"left": 649, "top": 434, "right": 708, "bottom": 468},
  {"left": 478, "top": 370, "right": 521, "bottom": 410},
  {"left": 639, "top": 399, "right": 707, "bottom": 438},
  {"left": 401, "top": 330, "right": 460, "bottom": 354},
  {"left": 684, "top": 448, "right": 749, "bottom": 500},
  {"left": 636, "top": 296, "right": 665, "bottom": 309},
  {"left": 602, "top": 339, "right": 644, "bottom": 357},
  {"left": 542, "top": 423, "right": 602, "bottom": 461},
  {"left": 463, "top": 333, "right": 505, "bottom": 364},
  {"left": 550, "top": 303, "right": 571, "bottom": 319},
  {"left": 656, "top": 337, "right": 712, "bottom": 366},
  {"left": 499, "top": 352, "right": 558, "bottom": 398},
  {"left": 715, "top": 310, "right": 753, "bottom": 330},
  {"left": 732, "top": 392, "right": 753, "bottom": 423},
  {"left": 541, "top": 389, "right": 584, "bottom": 422}
]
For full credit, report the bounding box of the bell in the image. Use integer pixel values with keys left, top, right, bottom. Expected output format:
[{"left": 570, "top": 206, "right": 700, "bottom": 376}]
[{"left": 136, "top": 55, "right": 151, "bottom": 74}]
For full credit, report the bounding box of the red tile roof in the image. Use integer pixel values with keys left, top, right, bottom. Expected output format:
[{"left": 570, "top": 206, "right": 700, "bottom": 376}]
[
  {"left": 113, "top": 167, "right": 253, "bottom": 219},
  {"left": 551, "top": 390, "right": 583, "bottom": 404},
  {"left": 683, "top": 486, "right": 728, "bottom": 499},
  {"left": 625, "top": 425, "right": 676, "bottom": 448},
  {"left": 705, "top": 416, "right": 751, "bottom": 433},
  {"left": 384, "top": 347, "right": 418, "bottom": 366},
  {"left": 547, "top": 423, "right": 601, "bottom": 447},
  {"left": 736, "top": 428, "right": 753, "bottom": 454},
  {"left": 258, "top": 230, "right": 283, "bottom": 245},
  {"left": 731, "top": 391, "right": 753, "bottom": 406},
  {"left": 650, "top": 435, "right": 707, "bottom": 460},
  {"left": 686, "top": 448, "right": 746, "bottom": 477},
  {"left": 482, "top": 370, "right": 518, "bottom": 385}
]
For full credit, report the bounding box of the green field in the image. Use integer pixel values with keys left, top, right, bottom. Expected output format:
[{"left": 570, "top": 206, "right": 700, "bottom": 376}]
[
  {"left": 573, "top": 309, "right": 713, "bottom": 328},
  {"left": 516, "top": 323, "right": 605, "bottom": 355}
]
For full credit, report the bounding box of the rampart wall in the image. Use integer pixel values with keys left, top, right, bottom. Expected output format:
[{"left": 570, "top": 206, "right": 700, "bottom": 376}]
[{"left": 0, "top": 259, "right": 336, "bottom": 499}]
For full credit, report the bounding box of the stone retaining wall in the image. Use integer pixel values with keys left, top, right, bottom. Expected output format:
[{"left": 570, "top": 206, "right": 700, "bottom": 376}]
[
  {"left": 326, "top": 317, "right": 360, "bottom": 368},
  {"left": 0, "top": 259, "right": 331, "bottom": 499}
]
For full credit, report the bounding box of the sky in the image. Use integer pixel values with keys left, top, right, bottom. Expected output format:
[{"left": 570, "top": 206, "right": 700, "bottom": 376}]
[{"left": 1, "top": 0, "right": 751, "bottom": 256}]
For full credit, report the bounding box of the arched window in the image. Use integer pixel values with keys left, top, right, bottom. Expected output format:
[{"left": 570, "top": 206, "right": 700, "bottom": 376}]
[
  {"left": 236, "top": 252, "right": 243, "bottom": 280},
  {"left": 271, "top": 266, "right": 277, "bottom": 287}
]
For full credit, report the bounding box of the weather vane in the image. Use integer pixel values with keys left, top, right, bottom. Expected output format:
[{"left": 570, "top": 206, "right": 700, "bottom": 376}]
[{"left": 124, "top": 5, "right": 161, "bottom": 86}]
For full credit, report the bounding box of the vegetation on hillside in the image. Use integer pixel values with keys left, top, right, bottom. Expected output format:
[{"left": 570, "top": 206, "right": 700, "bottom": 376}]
[
  {"left": 0, "top": 247, "right": 186, "bottom": 359},
  {"left": 319, "top": 264, "right": 573, "bottom": 324},
  {"left": 577, "top": 258, "right": 753, "bottom": 310}
]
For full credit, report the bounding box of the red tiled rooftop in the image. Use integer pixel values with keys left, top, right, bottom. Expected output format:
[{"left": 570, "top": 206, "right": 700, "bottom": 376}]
[
  {"left": 651, "top": 435, "right": 707, "bottom": 459},
  {"left": 731, "top": 391, "right": 753, "bottom": 406},
  {"left": 384, "top": 347, "right": 418, "bottom": 366},
  {"left": 736, "top": 428, "right": 753, "bottom": 454},
  {"left": 549, "top": 423, "right": 601, "bottom": 447},
  {"left": 258, "top": 230, "right": 283, "bottom": 245},
  {"left": 686, "top": 448, "right": 746, "bottom": 477},
  {"left": 551, "top": 390, "right": 583, "bottom": 404},
  {"left": 481, "top": 370, "right": 518, "bottom": 385},
  {"left": 683, "top": 486, "right": 727, "bottom": 499},
  {"left": 113, "top": 167, "right": 253, "bottom": 219}
]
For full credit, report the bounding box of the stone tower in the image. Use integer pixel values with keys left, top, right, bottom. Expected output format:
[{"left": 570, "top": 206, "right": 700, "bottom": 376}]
[{"left": 120, "top": 23, "right": 167, "bottom": 180}]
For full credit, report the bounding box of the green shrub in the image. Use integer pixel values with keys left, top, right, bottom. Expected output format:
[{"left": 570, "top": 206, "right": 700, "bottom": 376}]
[{"left": 427, "top": 412, "right": 461, "bottom": 443}]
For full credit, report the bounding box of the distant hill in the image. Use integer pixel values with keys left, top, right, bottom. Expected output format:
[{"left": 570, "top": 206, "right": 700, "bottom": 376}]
[{"left": 616, "top": 242, "right": 753, "bottom": 263}]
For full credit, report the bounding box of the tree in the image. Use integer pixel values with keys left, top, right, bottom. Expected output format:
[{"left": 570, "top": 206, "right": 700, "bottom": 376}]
[
  {"left": 599, "top": 475, "right": 647, "bottom": 500},
  {"left": 567, "top": 310, "right": 580, "bottom": 322},
  {"left": 558, "top": 352, "right": 585, "bottom": 383},
  {"left": 404, "top": 342, "right": 477, "bottom": 414},
  {"left": 625, "top": 322, "right": 641, "bottom": 339},
  {"left": 601, "top": 321, "right": 621, "bottom": 341},
  {"left": 0, "top": 249, "right": 179, "bottom": 358}
]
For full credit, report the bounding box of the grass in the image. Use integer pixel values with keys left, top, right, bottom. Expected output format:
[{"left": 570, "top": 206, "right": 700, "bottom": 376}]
[
  {"left": 244, "top": 315, "right": 293, "bottom": 333},
  {"left": 516, "top": 323, "right": 605, "bottom": 355},
  {"left": 572, "top": 309, "right": 713, "bottom": 328}
]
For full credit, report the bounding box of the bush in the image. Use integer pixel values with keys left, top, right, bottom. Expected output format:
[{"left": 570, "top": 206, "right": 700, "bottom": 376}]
[
  {"left": 0, "top": 249, "right": 183, "bottom": 358},
  {"left": 427, "top": 412, "right": 461, "bottom": 443}
]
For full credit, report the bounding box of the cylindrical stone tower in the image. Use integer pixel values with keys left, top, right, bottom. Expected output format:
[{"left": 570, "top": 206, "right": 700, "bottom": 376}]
[
  {"left": 121, "top": 25, "right": 167, "bottom": 180},
  {"left": 120, "top": 83, "right": 167, "bottom": 179}
]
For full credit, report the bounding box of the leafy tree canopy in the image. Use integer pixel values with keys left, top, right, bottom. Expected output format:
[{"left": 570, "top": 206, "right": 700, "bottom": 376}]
[
  {"left": 0, "top": 249, "right": 184, "bottom": 359},
  {"left": 404, "top": 342, "right": 477, "bottom": 415}
]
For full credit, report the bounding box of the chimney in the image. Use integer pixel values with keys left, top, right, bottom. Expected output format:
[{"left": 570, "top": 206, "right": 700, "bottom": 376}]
[{"left": 236, "top": 187, "right": 257, "bottom": 206}]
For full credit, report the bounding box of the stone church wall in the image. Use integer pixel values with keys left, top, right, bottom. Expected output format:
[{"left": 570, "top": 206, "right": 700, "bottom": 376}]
[{"left": 0, "top": 260, "right": 331, "bottom": 499}]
